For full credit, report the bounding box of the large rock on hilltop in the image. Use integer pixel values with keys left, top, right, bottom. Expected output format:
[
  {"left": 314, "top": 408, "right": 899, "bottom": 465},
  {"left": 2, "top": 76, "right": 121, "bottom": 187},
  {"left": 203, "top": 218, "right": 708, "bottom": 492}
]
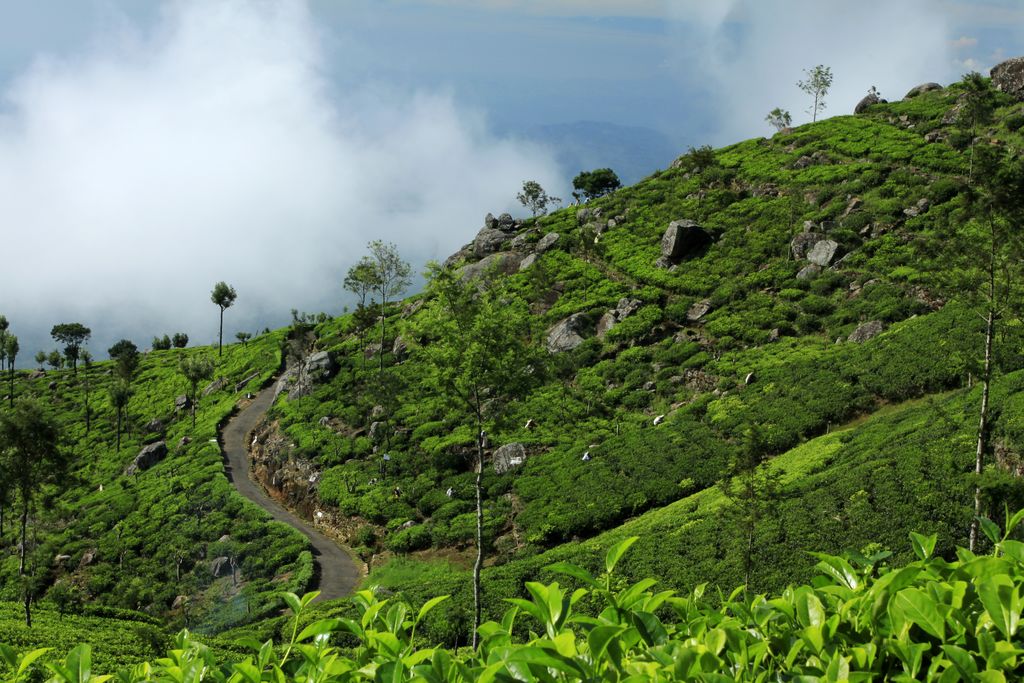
[
  {"left": 460, "top": 251, "right": 523, "bottom": 282},
  {"left": 904, "top": 82, "right": 943, "bottom": 99},
  {"left": 657, "top": 220, "right": 712, "bottom": 268},
  {"left": 546, "top": 313, "right": 590, "bottom": 353},
  {"left": 992, "top": 57, "right": 1024, "bottom": 100},
  {"left": 125, "top": 441, "right": 168, "bottom": 476},
  {"left": 854, "top": 92, "right": 885, "bottom": 114},
  {"left": 473, "top": 228, "right": 507, "bottom": 258}
]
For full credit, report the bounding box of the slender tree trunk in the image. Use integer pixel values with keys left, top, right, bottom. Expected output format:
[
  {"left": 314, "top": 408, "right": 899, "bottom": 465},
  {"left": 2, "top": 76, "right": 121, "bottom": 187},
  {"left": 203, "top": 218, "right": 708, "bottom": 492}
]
[
  {"left": 379, "top": 296, "right": 387, "bottom": 374},
  {"left": 116, "top": 409, "right": 122, "bottom": 453},
  {"left": 8, "top": 363, "right": 13, "bottom": 408},
  {"left": 472, "top": 411, "right": 484, "bottom": 650},
  {"left": 969, "top": 304, "right": 995, "bottom": 552},
  {"left": 192, "top": 393, "right": 197, "bottom": 429},
  {"left": 219, "top": 307, "right": 224, "bottom": 357},
  {"left": 19, "top": 502, "right": 28, "bottom": 576},
  {"left": 23, "top": 589, "right": 32, "bottom": 627}
]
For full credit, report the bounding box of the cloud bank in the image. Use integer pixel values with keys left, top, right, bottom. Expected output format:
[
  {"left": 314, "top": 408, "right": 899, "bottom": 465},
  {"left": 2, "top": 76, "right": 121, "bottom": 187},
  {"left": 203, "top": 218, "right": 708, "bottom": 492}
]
[
  {"left": 668, "top": 0, "right": 959, "bottom": 145},
  {"left": 0, "top": 0, "right": 562, "bottom": 354}
]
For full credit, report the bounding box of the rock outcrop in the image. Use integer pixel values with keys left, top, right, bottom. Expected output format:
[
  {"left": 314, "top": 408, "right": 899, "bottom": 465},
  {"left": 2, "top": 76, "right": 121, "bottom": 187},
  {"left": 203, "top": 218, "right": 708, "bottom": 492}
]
[
  {"left": 848, "top": 320, "right": 886, "bottom": 343},
  {"left": 854, "top": 92, "right": 886, "bottom": 114},
  {"left": 546, "top": 313, "right": 591, "bottom": 353},
  {"left": 460, "top": 251, "right": 523, "bottom": 282},
  {"left": 535, "top": 232, "right": 560, "bottom": 254},
  {"left": 596, "top": 298, "right": 643, "bottom": 338},
  {"left": 656, "top": 220, "right": 712, "bottom": 267},
  {"left": 791, "top": 232, "right": 826, "bottom": 260},
  {"left": 806, "top": 240, "right": 840, "bottom": 267},
  {"left": 904, "top": 82, "right": 943, "bottom": 99},
  {"left": 493, "top": 442, "right": 526, "bottom": 474},
  {"left": 125, "top": 441, "right": 168, "bottom": 476},
  {"left": 992, "top": 57, "right": 1024, "bottom": 100}
]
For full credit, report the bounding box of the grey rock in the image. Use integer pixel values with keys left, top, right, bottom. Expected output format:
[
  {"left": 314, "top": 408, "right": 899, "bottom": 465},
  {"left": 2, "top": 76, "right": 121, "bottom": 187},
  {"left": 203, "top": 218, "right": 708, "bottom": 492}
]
[
  {"left": 124, "top": 441, "right": 168, "bottom": 476},
  {"left": 483, "top": 213, "right": 498, "bottom": 230},
  {"left": 991, "top": 57, "right": 1024, "bottom": 100},
  {"left": 942, "top": 102, "right": 964, "bottom": 125},
  {"left": 807, "top": 240, "right": 840, "bottom": 267},
  {"left": 848, "top": 320, "right": 886, "bottom": 343},
  {"left": 842, "top": 196, "right": 863, "bottom": 217},
  {"left": 791, "top": 232, "right": 825, "bottom": 259},
  {"left": 318, "top": 416, "right": 330, "bottom": 427},
  {"left": 460, "top": 251, "right": 523, "bottom": 282},
  {"left": 218, "top": 534, "right": 231, "bottom": 543},
  {"left": 144, "top": 418, "right": 164, "bottom": 434},
  {"left": 536, "top": 232, "right": 560, "bottom": 253},
  {"left": 768, "top": 328, "right": 781, "bottom": 342},
  {"left": 518, "top": 253, "right": 538, "bottom": 271},
  {"left": 904, "top": 82, "right": 943, "bottom": 99},
  {"left": 576, "top": 208, "right": 592, "bottom": 225},
  {"left": 854, "top": 92, "right": 885, "bottom": 114},
  {"left": 686, "top": 299, "right": 713, "bottom": 323},
  {"left": 443, "top": 243, "right": 473, "bottom": 268},
  {"left": 235, "top": 372, "right": 260, "bottom": 392},
  {"left": 202, "top": 377, "right": 227, "bottom": 397},
  {"left": 659, "top": 220, "right": 712, "bottom": 265},
  {"left": 509, "top": 232, "right": 532, "bottom": 251},
  {"left": 210, "top": 557, "right": 229, "bottom": 577},
  {"left": 392, "top": 336, "right": 408, "bottom": 359},
  {"left": 29, "top": 369, "right": 45, "bottom": 379},
  {"left": 596, "top": 298, "right": 643, "bottom": 338},
  {"left": 904, "top": 198, "right": 931, "bottom": 218},
  {"left": 797, "top": 263, "right": 822, "bottom": 280},
  {"left": 473, "top": 227, "right": 508, "bottom": 258},
  {"left": 643, "top": 381, "right": 656, "bottom": 391},
  {"left": 369, "top": 421, "right": 385, "bottom": 442},
  {"left": 304, "top": 351, "right": 336, "bottom": 377},
  {"left": 496, "top": 212, "right": 516, "bottom": 232},
  {"left": 493, "top": 442, "right": 527, "bottom": 474},
  {"left": 546, "top": 313, "right": 591, "bottom": 353},
  {"left": 402, "top": 299, "right": 425, "bottom": 318},
  {"left": 79, "top": 551, "right": 95, "bottom": 568}
]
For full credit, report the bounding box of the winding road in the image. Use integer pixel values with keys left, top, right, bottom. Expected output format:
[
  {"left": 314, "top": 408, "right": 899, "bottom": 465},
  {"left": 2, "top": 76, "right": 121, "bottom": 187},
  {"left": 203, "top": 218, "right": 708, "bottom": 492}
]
[{"left": 221, "top": 385, "right": 360, "bottom": 601}]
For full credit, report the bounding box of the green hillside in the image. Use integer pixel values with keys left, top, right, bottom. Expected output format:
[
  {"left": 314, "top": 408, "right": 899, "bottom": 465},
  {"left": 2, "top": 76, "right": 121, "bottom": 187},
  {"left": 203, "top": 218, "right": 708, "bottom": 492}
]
[{"left": 5, "top": 72, "right": 1024, "bottom": 670}]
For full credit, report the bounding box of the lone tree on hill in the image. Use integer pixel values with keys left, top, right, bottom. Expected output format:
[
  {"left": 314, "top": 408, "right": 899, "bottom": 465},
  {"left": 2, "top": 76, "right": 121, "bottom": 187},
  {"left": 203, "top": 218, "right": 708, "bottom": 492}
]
[
  {"left": 517, "top": 180, "right": 561, "bottom": 217},
  {"left": 957, "top": 71, "right": 998, "bottom": 184},
  {"left": 344, "top": 256, "right": 380, "bottom": 367},
  {"left": 5, "top": 334, "right": 17, "bottom": 408},
  {"left": 179, "top": 354, "right": 215, "bottom": 429},
  {"left": 0, "top": 400, "right": 66, "bottom": 575},
  {"left": 797, "top": 65, "right": 833, "bottom": 122},
  {"left": 235, "top": 331, "right": 251, "bottom": 346},
  {"left": 572, "top": 168, "right": 621, "bottom": 202},
  {"left": 368, "top": 241, "right": 411, "bottom": 373},
  {"left": 211, "top": 282, "right": 237, "bottom": 357},
  {"left": 419, "top": 262, "right": 544, "bottom": 648},
  {"left": 109, "top": 380, "right": 133, "bottom": 453},
  {"left": 46, "top": 351, "right": 62, "bottom": 371},
  {"left": 33, "top": 351, "right": 45, "bottom": 370},
  {"left": 765, "top": 107, "right": 792, "bottom": 133},
  {"left": 50, "top": 322, "right": 90, "bottom": 375},
  {"left": 172, "top": 332, "right": 189, "bottom": 349},
  {"left": 0, "top": 315, "right": 8, "bottom": 371}
]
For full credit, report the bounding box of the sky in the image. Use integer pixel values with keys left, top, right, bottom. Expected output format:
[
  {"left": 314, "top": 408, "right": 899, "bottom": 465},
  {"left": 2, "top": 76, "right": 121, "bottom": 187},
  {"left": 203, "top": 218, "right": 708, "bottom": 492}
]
[{"left": 0, "top": 0, "right": 1021, "bottom": 356}]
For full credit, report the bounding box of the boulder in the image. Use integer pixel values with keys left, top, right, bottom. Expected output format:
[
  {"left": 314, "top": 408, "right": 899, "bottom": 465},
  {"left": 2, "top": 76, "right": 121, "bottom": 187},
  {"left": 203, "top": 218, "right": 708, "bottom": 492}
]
[
  {"left": 473, "top": 227, "right": 507, "bottom": 258},
  {"left": 791, "top": 232, "right": 826, "bottom": 259},
  {"left": 210, "top": 557, "right": 230, "bottom": 577},
  {"left": 576, "top": 208, "right": 593, "bottom": 225},
  {"left": 304, "top": 351, "right": 336, "bottom": 378},
  {"left": 991, "top": 57, "right": 1024, "bottom": 100},
  {"left": 686, "top": 299, "right": 713, "bottom": 323},
  {"left": 904, "top": 198, "right": 931, "bottom": 218},
  {"left": 496, "top": 212, "right": 517, "bottom": 232},
  {"left": 483, "top": 213, "right": 498, "bottom": 230},
  {"left": 124, "top": 441, "right": 168, "bottom": 476},
  {"left": 29, "top": 369, "right": 45, "bottom": 379},
  {"left": 369, "top": 421, "right": 385, "bottom": 442},
  {"left": 443, "top": 243, "right": 473, "bottom": 268},
  {"left": 848, "top": 320, "right": 886, "bottom": 343},
  {"left": 392, "top": 336, "right": 408, "bottom": 359},
  {"left": 460, "top": 251, "right": 523, "bottom": 282},
  {"left": 904, "top": 82, "right": 943, "bottom": 99},
  {"left": 518, "top": 253, "right": 538, "bottom": 271},
  {"left": 402, "top": 299, "right": 425, "bottom": 318},
  {"left": 535, "top": 232, "right": 560, "bottom": 254},
  {"left": 796, "top": 264, "right": 822, "bottom": 280},
  {"left": 806, "top": 240, "right": 840, "bottom": 267},
  {"left": 509, "top": 232, "right": 532, "bottom": 251},
  {"left": 202, "top": 377, "right": 227, "bottom": 397},
  {"left": 842, "top": 196, "right": 863, "bottom": 217},
  {"left": 144, "top": 418, "right": 164, "bottom": 434},
  {"left": 658, "top": 220, "right": 712, "bottom": 266},
  {"left": 546, "top": 313, "right": 590, "bottom": 353},
  {"left": 175, "top": 394, "right": 191, "bottom": 412},
  {"left": 596, "top": 298, "right": 643, "bottom": 338},
  {"left": 854, "top": 92, "right": 885, "bottom": 114},
  {"left": 493, "top": 442, "right": 526, "bottom": 474},
  {"left": 218, "top": 534, "right": 231, "bottom": 543},
  {"left": 79, "top": 551, "right": 95, "bottom": 568},
  {"left": 172, "top": 595, "right": 188, "bottom": 610}
]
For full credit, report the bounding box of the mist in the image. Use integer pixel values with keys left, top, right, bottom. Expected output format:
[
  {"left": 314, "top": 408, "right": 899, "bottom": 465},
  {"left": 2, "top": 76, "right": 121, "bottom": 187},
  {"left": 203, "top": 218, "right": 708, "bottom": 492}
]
[
  {"left": 0, "top": 0, "right": 563, "bottom": 356},
  {"left": 669, "top": 0, "right": 961, "bottom": 146}
]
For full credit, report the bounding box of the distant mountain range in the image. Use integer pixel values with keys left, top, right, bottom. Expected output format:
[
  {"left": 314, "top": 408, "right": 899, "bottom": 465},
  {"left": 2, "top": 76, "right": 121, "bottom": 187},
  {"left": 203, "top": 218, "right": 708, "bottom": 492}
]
[{"left": 512, "top": 120, "right": 681, "bottom": 186}]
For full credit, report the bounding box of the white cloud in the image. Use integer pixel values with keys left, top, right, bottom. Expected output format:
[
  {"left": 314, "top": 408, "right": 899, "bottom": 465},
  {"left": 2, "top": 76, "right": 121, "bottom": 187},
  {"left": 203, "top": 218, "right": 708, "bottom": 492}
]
[
  {"left": 951, "top": 35, "right": 979, "bottom": 49},
  {"left": 0, "top": 0, "right": 562, "bottom": 353}
]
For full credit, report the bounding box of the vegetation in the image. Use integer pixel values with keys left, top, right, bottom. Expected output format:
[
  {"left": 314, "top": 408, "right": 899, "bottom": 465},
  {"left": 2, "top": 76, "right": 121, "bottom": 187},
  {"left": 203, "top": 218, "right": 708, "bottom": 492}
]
[
  {"left": 211, "top": 282, "right": 238, "bottom": 357},
  {"left": 797, "top": 64, "right": 833, "bottom": 122},
  {"left": 517, "top": 180, "right": 561, "bottom": 217},
  {"left": 765, "top": 107, "right": 792, "bottom": 132},
  {"left": 572, "top": 168, "right": 621, "bottom": 202}
]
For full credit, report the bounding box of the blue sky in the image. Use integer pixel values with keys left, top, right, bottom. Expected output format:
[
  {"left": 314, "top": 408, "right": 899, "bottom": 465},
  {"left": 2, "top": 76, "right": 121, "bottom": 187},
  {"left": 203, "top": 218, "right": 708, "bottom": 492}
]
[{"left": 0, "top": 0, "right": 1021, "bottom": 353}]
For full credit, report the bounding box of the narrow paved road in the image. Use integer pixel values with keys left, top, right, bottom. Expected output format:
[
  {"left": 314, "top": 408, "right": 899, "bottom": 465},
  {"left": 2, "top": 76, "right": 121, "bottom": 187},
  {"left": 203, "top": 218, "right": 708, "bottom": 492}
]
[{"left": 221, "top": 385, "right": 360, "bottom": 601}]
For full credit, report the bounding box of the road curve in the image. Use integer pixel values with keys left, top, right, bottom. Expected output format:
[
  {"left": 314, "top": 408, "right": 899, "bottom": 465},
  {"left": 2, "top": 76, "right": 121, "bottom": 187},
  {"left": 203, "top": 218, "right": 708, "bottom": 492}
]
[{"left": 221, "top": 384, "right": 360, "bottom": 601}]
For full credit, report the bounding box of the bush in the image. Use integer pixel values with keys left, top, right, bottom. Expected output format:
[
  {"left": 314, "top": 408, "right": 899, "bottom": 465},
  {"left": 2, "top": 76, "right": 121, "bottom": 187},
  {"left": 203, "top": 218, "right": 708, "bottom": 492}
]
[{"left": 386, "top": 524, "right": 431, "bottom": 553}]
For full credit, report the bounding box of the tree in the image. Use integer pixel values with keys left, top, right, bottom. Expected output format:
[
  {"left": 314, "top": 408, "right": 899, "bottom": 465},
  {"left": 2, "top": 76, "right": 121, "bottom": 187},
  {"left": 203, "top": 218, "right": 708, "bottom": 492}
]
[
  {"left": 0, "top": 315, "right": 8, "bottom": 372},
  {"left": 211, "top": 282, "right": 238, "bottom": 357},
  {"left": 81, "top": 350, "right": 93, "bottom": 434},
  {"left": 572, "top": 168, "right": 621, "bottom": 202},
  {"left": 516, "top": 180, "right": 561, "bottom": 217},
  {"left": 179, "top": 355, "right": 215, "bottom": 429},
  {"left": 765, "top": 107, "right": 792, "bottom": 133},
  {"left": 797, "top": 65, "right": 833, "bottom": 122},
  {"left": 5, "top": 335, "right": 17, "bottom": 408},
  {"left": 50, "top": 323, "right": 90, "bottom": 375},
  {"left": 46, "top": 350, "right": 62, "bottom": 371},
  {"left": 152, "top": 335, "right": 172, "bottom": 351},
  {"left": 108, "top": 339, "right": 140, "bottom": 381},
  {"left": 344, "top": 256, "right": 380, "bottom": 367},
  {"left": 957, "top": 72, "right": 997, "bottom": 184},
  {"left": 419, "top": 262, "right": 544, "bottom": 647},
  {"left": 0, "top": 400, "right": 66, "bottom": 575},
  {"left": 33, "top": 351, "right": 45, "bottom": 370},
  {"left": 235, "top": 332, "right": 251, "bottom": 346},
  {"left": 172, "top": 333, "right": 189, "bottom": 349},
  {"left": 109, "top": 380, "right": 133, "bottom": 453},
  {"left": 368, "top": 242, "right": 411, "bottom": 374}
]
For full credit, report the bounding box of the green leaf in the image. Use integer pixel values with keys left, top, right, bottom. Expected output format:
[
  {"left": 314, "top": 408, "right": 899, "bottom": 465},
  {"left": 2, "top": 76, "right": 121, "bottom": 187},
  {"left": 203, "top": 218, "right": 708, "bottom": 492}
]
[
  {"left": 910, "top": 532, "right": 937, "bottom": 561},
  {"left": 811, "top": 552, "right": 860, "bottom": 590},
  {"left": 15, "top": 648, "right": 50, "bottom": 678},
  {"left": 981, "top": 516, "right": 1002, "bottom": 546},
  {"left": 893, "top": 588, "right": 945, "bottom": 640},
  {"left": 281, "top": 592, "right": 302, "bottom": 615},
  {"left": 545, "top": 561, "right": 600, "bottom": 588},
  {"left": 941, "top": 644, "right": 978, "bottom": 679},
  {"left": 587, "top": 625, "right": 627, "bottom": 660},
  {"left": 232, "top": 661, "right": 262, "bottom": 683},
  {"left": 605, "top": 537, "right": 638, "bottom": 574},
  {"left": 297, "top": 619, "right": 345, "bottom": 642},
  {"left": 416, "top": 595, "right": 450, "bottom": 624}
]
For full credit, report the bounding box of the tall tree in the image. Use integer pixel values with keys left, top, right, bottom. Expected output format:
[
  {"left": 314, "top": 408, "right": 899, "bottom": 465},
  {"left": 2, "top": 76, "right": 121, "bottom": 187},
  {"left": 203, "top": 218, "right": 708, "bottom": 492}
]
[
  {"left": 33, "top": 351, "right": 45, "bottom": 370},
  {"left": 211, "top": 282, "right": 237, "bottom": 357},
  {"left": 179, "top": 354, "right": 215, "bottom": 429},
  {"left": 5, "top": 335, "right": 17, "bottom": 408},
  {"left": 81, "top": 351, "right": 93, "bottom": 434},
  {"left": 956, "top": 71, "right": 997, "bottom": 184},
  {"left": 0, "top": 400, "right": 66, "bottom": 575},
  {"left": 50, "top": 323, "right": 90, "bottom": 375},
  {"left": 0, "top": 315, "right": 9, "bottom": 372},
  {"left": 572, "top": 168, "right": 621, "bottom": 202},
  {"left": 344, "top": 255, "right": 380, "bottom": 367},
  {"left": 109, "top": 380, "right": 133, "bottom": 453},
  {"left": 765, "top": 107, "right": 792, "bottom": 132},
  {"left": 368, "top": 242, "right": 411, "bottom": 373},
  {"left": 797, "top": 65, "right": 833, "bottom": 122},
  {"left": 419, "top": 262, "right": 543, "bottom": 648},
  {"left": 516, "top": 180, "right": 561, "bottom": 217},
  {"left": 108, "top": 339, "right": 140, "bottom": 381}
]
